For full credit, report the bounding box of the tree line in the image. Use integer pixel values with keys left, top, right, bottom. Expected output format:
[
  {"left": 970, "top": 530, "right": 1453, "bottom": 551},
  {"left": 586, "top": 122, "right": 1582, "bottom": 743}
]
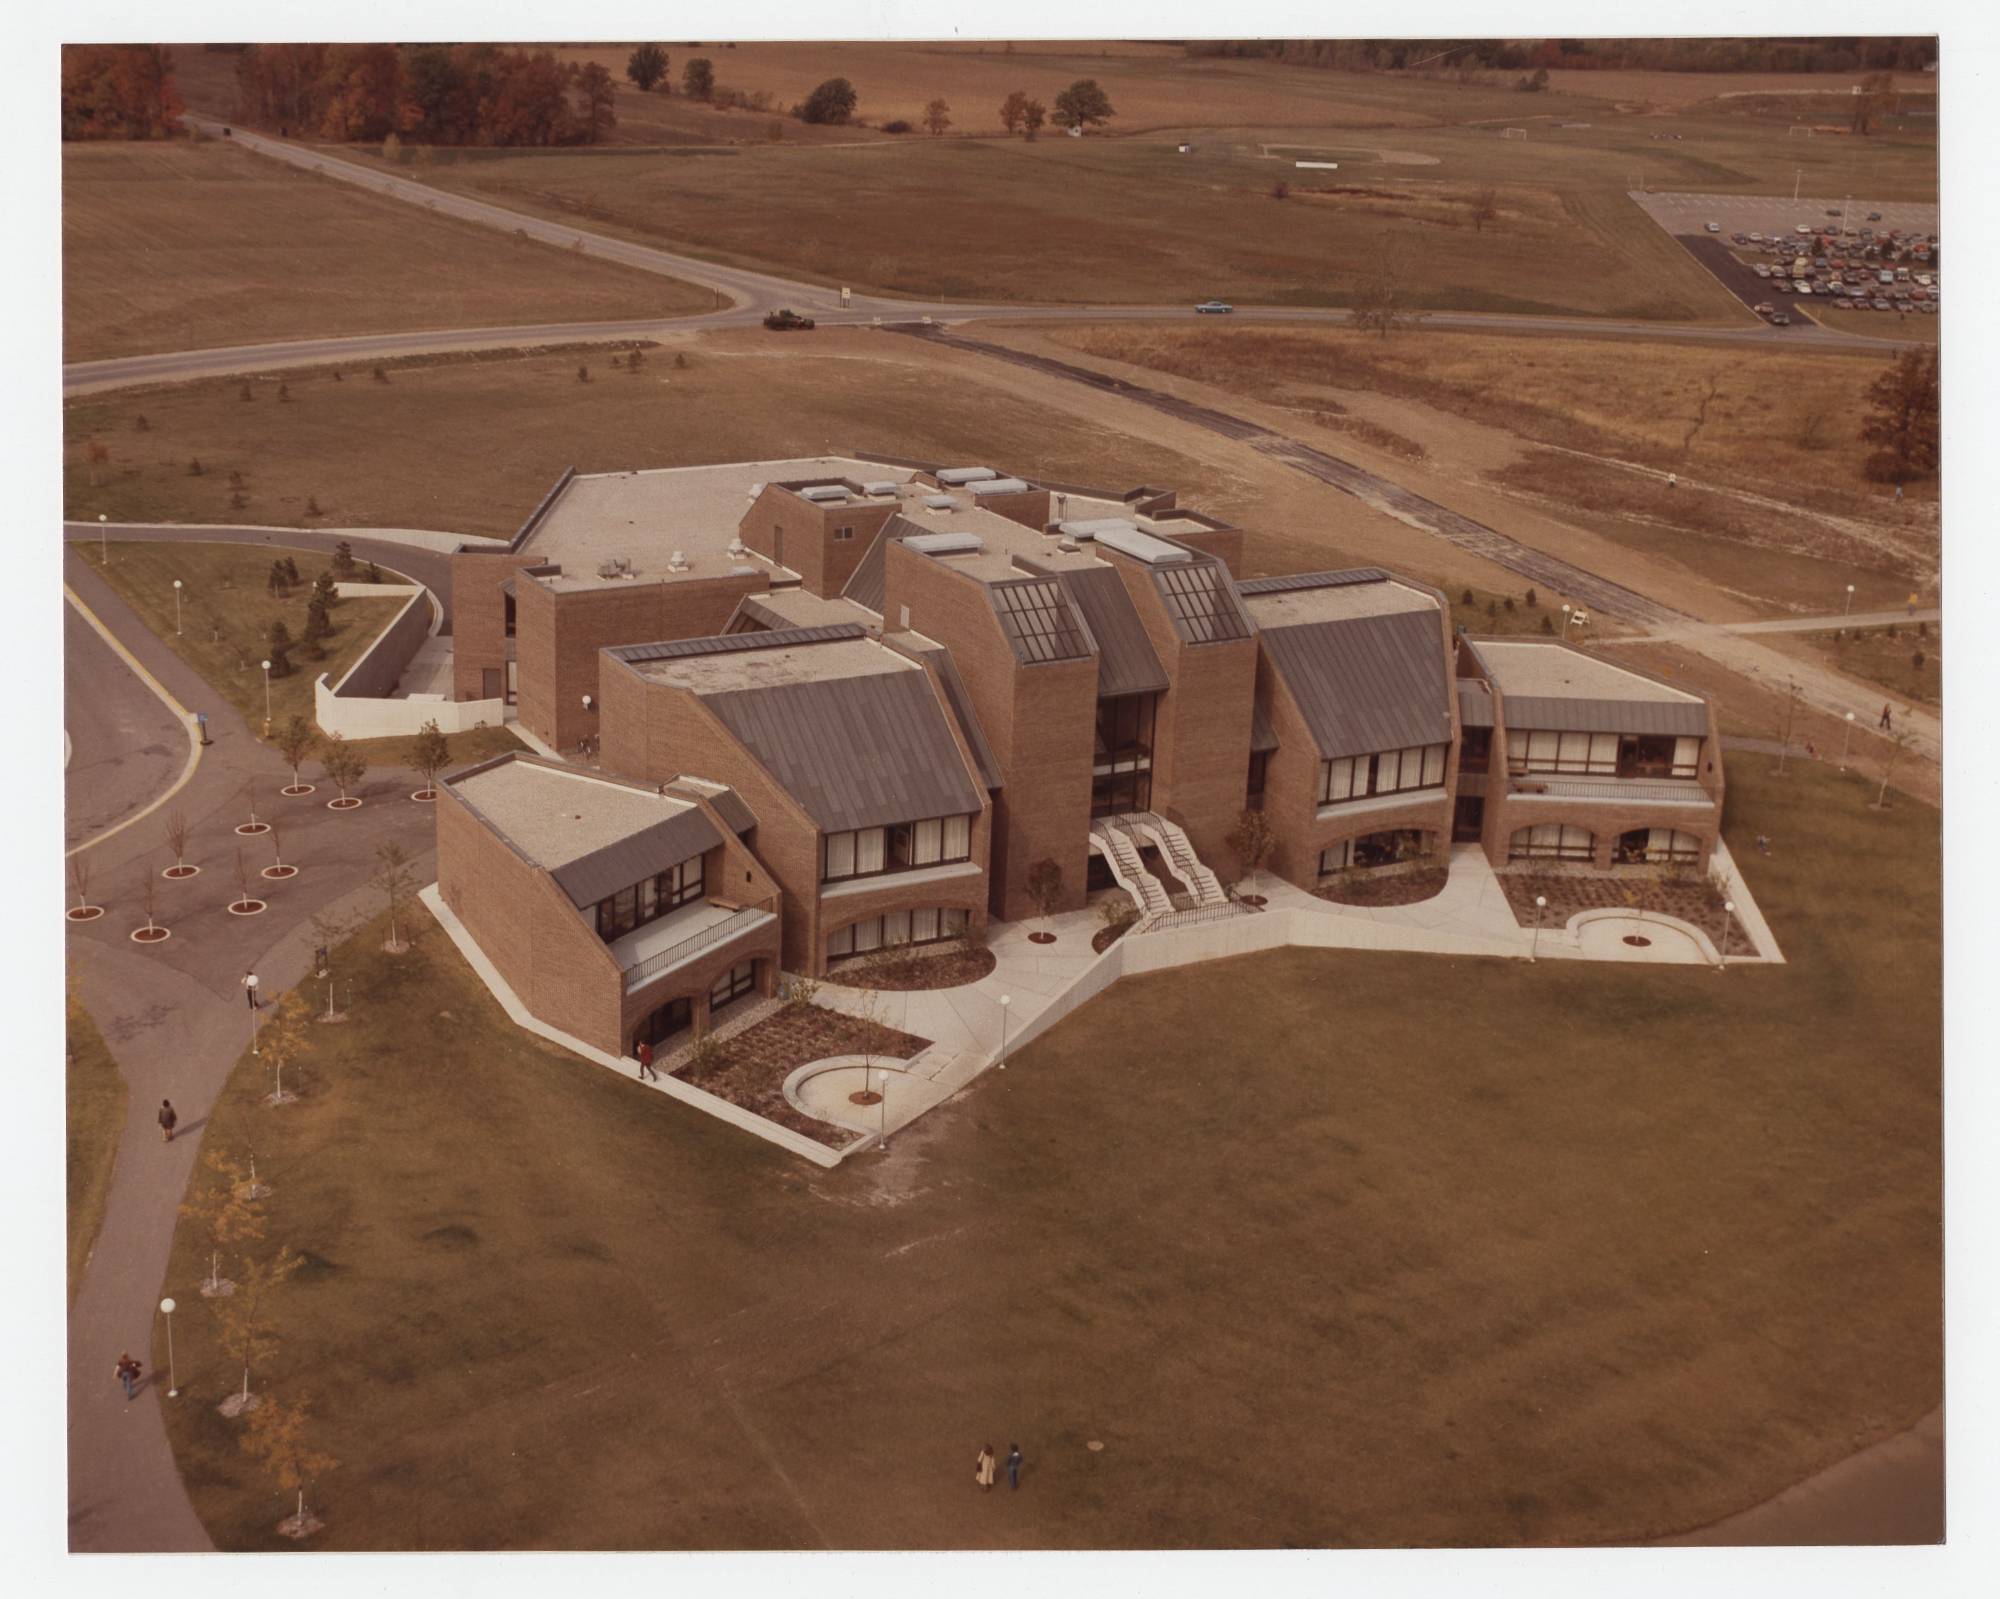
[
  {"left": 233, "top": 43, "right": 620, "bottom": 146},
  {"left": 61, "top": 45, "right": 185, "bottom": 139},
  {"left": 1187, "top": 37, "right": 1937, "bottom": 75}
]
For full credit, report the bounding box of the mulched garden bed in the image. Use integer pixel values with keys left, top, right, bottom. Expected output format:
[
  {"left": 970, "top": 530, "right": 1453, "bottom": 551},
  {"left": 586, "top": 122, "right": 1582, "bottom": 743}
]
[
  {"left": 831, "top": 944, "right": 997, "bottom": 991},
  {"left": 1316, "top": 864, "right": 1449, "bottom": 908},
  {"left": 1092, "top": 919, "right": 1137, "bottom": 954},
  {"left": 672, "top": 1004, "right": 931, "bottom": 1150},
  {"left": 1497, "top": 866, "right": 1751, "bottom": 951}
]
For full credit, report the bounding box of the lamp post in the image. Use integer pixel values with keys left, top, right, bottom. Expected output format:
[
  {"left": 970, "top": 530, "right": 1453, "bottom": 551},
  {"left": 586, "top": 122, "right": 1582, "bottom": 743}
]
[
  {"left": 1793, "top": 167, "right": 1803, "bottom": 202},
  {"left": 1531, "top": 895, "right": 1547, "bottom": 962},
  {"left": 997, "top": 994, "right": 1012, "bottom": 1067},
  {"left": 260, "top": 659, "right": 272, "bottom": 730},
  {"left": 1716, "top": 899, "right": 1736, "bottom": 972},
  {"left": 1844, "top": 582, "right": 1856, "bottom": 617},
  {"left": 159, "top": 1297, "right": 179, "bottom": 1397},
  {"left": 98, "top": 512, "right": 108, "bottom": 565},
  {"left": 1560, "top": 603, "right": 1573, "bottom": 639},
  {"left": 878, "top": 1067, "right": 890, "bottom": 1152},
  {"left": 172, "top": 578, "right": 183, "bottom": 636},
  {"left": 1839, "top": 710, "right": 1856, "bottom": 770}
]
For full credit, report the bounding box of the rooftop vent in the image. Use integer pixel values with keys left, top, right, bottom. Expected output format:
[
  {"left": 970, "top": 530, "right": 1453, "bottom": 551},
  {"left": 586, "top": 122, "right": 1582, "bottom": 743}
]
[
  {"left": 1092, "top": 524, "right": 1192, "bottom": 565},
  {"left": 1056, "top": 537, "right": 1081, "bottom": 553},
  {"left": 1057, "top": 517, "right": 1140, "bottom": 542},
  {"left": 922, "top": 495, "right": 956, "bottom": 511},
  {"left": 595, "top": 555, "right": 637, "bottom": 580},
  {"left": 936, "top": 466, "right": 998, "bottom": 486},
  {"left": 799, "top": 484, "right": 847, "bottom": 503},
  {"left": 747, "top": 482, "right": 765, "bottom": 500},
  {"left": 727, "top": 536, "right": 746, "bottom": 559},
  {"left": 667, "top": 550, "right": 689, "bottom": 573},
  {"left": 862, "top": 480, "right": 899, "bottom": 497},
  {"left": 904, "top": 531, "right": 985, "bottom": 557},
  {"left": 968, "top": 477, "right": 1031, "bottom": 497}
]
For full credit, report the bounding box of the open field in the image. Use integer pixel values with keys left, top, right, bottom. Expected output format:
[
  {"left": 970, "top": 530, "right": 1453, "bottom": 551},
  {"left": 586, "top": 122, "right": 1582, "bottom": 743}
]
[
  {"left": 1769, "top": 622, "right": 1941, "bottom": 709},
  {"left": 62, "top": 334, "right": 1241, "bottom": 539},
  {"left": 157, "top": 755, "right": 1939, "bottom": 1549},
  {"left": 61, "top": 140, "right": 705, "bottom": 362},
  {"left": 66, "top": 988, "right": 126, "bottom": 1306}
]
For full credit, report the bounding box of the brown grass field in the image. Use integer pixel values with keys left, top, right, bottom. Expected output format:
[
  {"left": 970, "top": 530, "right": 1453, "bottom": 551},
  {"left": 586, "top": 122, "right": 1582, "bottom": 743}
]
[
  {"left": 62, "top": 140, "right": 704, "bottom": 362},
  {"left": 66, "top": 987, "right": 126, "bottom": 1306},
  {"left": 156, "top": 755, "right": 1938, "bottom": 1549}
]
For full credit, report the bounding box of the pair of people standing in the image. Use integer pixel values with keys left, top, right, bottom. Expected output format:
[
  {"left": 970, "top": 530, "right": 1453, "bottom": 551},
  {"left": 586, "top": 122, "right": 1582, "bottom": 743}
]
[{"left": 975, "top": 1443, "right": 1023, "bottom": 1492}]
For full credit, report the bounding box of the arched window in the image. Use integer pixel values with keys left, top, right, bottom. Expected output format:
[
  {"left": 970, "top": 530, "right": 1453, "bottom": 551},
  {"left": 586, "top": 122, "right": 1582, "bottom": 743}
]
[
  {"left": 1509, "top": 823, "right": 1594, "bottom": 861},
  {"left": 1615, "top": 828, "right": 1703, "bottom": 864}
]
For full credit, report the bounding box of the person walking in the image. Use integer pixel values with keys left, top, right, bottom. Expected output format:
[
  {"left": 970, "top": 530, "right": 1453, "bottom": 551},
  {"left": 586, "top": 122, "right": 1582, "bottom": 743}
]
[
  {"left": 636, "top": 1039, "right": 658, "bottom": 1082},
  {"left": 243, "top": 970, "right": 260, "bottom": 1010},
  {"left": 115, "top": 1353, "right": 142, "bottom": 1400},
  {"left": 1006, "top": 1443, "right": 1023, "bottom": 1491},
  {"left": 157, "top": 1099, "right": 177, "bottom": 1143},
  {"left": 975, "top": 1445, "right": 996, "bottom": 1493},
  {"left": 1879, "top": 701, "right": 1894, "bottom": 732}
]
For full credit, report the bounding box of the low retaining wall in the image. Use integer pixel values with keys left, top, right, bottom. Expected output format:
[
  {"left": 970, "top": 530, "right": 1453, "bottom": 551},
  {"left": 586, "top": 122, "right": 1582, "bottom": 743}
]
[
  {"left": 314, "top": 677, "right": 505, "bottom": 739},
  {"left": 330, "top": 585, "right": 435, "bottom": 701}
]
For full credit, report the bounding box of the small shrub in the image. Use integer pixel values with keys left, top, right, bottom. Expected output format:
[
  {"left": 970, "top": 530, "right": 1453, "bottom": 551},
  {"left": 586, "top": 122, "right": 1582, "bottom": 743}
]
[
  {"left": 332, "top": 369, "right": 343, "bottom": 382},
  {"left": 1485, "top": 600, "right": 1499, "bottom": 619},
  {"left": 1271, "top": 180, "right": 1289, "bottom": 200},
  {"left": 277, "top": 383, "right": 291, "bottom": 403},
  {"left": 767, "top": 119, "right": 784, "bottom": 141},
  {"left": 1540, "top": 615, "right": 1555, "bottom": 634},
  {"left": 229, "top": 490, "right": 247, "bottom": 510},
  {"left": 239, "top": 382, "right": 253, "bottom": 402},
  {"left": 372, "top": 366, "right": 388, "bottom": 383},
  {"left": 1912, "top": 650, "right": 1925, "bottom": 670},
  {"left": 628, "top": 347, "right": 646, "bottom": 371},
  {"left": 1886, "top": 622, "right": 1899, "bottom": 638},
  {"left": 187, "top": 457, "right": 204, "bottom": 477},
  {"left": 1916, "top": 620, "right": 1929, "bottom": 639},
  {"left": 1503, "top": 596, "right": 1516, "bottom": 612},
  {"left": 577, "top": 365, "right": 590, "bottom": 383},
  {"left": 1460, "top": 588, "right": 1474, "bottom": 607},
  {"left": 1524, "top": 587, "right": 1538, "bottom": 608},
  {"left": 784, "top": 975, "right": 821, "bottom": 1012},
  {"left": 229, "top": 470, "right": 245, "bottom": 489},
  {"left": 134, "top": 414, "right": 150, "bottom": 432},
  {"left": 882, "top": 119, "right": 912, "bottom": 133},
  {"left": 305, "top": 495, "right": 322, "bottom": 517},
  {"left": 610, "top": 353, "right": 623, "bottom": 368},
  {"left": 674, "top": 352, "right": 688, "bottom": 369}
]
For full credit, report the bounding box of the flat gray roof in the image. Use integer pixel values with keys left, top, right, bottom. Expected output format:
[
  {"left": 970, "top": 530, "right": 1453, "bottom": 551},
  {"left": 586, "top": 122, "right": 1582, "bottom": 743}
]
[{"left": 1477, "top": 641, "right": 1702, "bottom": 705}]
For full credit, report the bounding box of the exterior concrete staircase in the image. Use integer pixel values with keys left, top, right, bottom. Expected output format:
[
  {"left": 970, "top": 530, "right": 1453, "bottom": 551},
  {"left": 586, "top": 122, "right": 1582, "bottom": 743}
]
[
  {"left": 1131, "top": 813, "right": 1230, "bottom": 908},
  {"left": 1088, "top": 819, "right": 1173, "bottom": 924}
]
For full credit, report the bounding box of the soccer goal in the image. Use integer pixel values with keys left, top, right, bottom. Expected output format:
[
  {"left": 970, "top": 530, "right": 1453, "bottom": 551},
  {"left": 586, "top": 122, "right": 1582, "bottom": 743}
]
[
  {"left": 1502, "top": 127, "right": 1529, "bottom": 141},
  {"left": 1788, "top": 124, "right": 1815, "bottom": 138}
]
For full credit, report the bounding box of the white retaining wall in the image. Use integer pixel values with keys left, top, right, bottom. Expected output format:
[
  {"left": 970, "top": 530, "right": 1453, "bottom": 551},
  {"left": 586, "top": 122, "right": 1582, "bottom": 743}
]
[{"left": 313, "top": 677, "right": 506, "bottom": 739}]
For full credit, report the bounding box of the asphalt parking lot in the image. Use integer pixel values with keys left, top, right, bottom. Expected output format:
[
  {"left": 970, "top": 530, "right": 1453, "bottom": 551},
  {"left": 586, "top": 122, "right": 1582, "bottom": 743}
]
[{"left": 1632, "top": 190, "right": 1940, "bottom": 241}]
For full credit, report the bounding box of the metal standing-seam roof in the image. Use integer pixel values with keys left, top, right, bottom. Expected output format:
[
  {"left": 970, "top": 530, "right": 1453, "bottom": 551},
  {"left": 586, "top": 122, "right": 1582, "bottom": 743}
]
[
  {"left": 1057, "top": 568, "right": 1169, "bottom": 698},
  {"left": 1500, "top": 697, "right": 1710, "bottom": 737},
  {"left": 1250, "top": 699, "right": 1280, "bottom": 754},
  {"left": 549, "top": 809, "right": 722, "bottom": 910},
  {"left": 902, "top": 640, "right": 1004, "bottom": 790},
  {"left": 701, "top": 671, "right": 985, "bottom": 834},
  {"left": 1457, "top": 681, "right": 1496, "bottom": 728},
  {"left": 841, "top": 514, "right": 927, "bottom": 614},
  {"left": 1236, "top": 567, "right": 1390, "bottom": 595},
  {"left": 608, "top": 624, "right": 866, "bottom": 665},
  {"left": 1259, "top": 610, "right": 1453, "bottom": 760}
]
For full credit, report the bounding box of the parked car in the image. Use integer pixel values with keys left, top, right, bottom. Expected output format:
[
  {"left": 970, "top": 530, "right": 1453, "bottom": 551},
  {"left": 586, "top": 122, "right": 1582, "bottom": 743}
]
[
  {"left": 1867, "top": 210, "right": 1883, "bottom": 221},
  {"left": 1732, "top": 232, "right": 1751, "bottom": 244},
  {"left": 1873, "top": 298, "right": 1892, "bottom": 311},
  {"left": 762, "top": 308, "right": 816, "bottom": 331},
  {"left": 1768, "top": 311, "right": 1791, "bottom": 325},
  {"left": 1754, "top": 264, "right": 1772, "bottom": 278},
  {"left": 1705, "top": 220, "right": 1721, "bottom": 232},
  {"left": 1793, "top": 224, "right": 1813, "bottom": 236},
  {"left": 1921, "top": 301, "right": 1937, "bottom": 314},
  {"left": 1752, "top": 301, "right": 1775, "bottom": 315},
  {"left": 1915, "top": 274, "right": 1933, "bottom": 287},
  {"left": 1194, "top": 300, "right": 1234, "bottom": 315}
]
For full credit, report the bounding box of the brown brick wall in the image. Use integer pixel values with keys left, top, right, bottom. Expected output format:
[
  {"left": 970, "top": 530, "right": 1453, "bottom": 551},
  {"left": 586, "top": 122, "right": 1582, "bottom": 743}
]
[
  {"left": 737, "top": 487, "right": 901, "bottom": 599},
  {"left": 450, "top": 551, "right": 541, "bottom": 701},
  {"left": 883, "top": 542, "right": 1096, "bottom": 920}
]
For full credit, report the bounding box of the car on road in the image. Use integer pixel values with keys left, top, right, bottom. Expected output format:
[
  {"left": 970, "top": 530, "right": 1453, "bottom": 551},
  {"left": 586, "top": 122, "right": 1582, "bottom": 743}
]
[
  {"left": 1768, "top": 311, "right": 1791, "bottom": 325},
  {"left": 762, "top": 308, "right": 816, "bottom": 331},
  {"left": 1194, "top": 300, "right": 1234, "bottom": 315}
]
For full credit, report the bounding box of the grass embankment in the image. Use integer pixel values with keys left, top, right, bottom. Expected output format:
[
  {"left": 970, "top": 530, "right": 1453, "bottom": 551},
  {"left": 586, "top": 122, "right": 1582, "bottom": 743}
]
[
  {"left": 161, "top": 758, "right": 1938, "bottom": 1549},
  {"left": 87, "top": 541, "right": 519, "bottom": 769},
  {"left": 61, "top": 139, "right": 704, "bottom": 362},
  {"left": 66, "top": 988, "right": 127, "bottom": 1305},
  {"left": 1789, "top": 622, "right": 1941, "bottom": 709},
  {"left": 64, "top": 335, "right": 1228, "bottom": 538}
]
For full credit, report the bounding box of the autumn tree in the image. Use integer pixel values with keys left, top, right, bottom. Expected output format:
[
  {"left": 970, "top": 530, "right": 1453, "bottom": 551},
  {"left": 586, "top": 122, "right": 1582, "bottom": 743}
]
[
  {"left": 1052, "top": 78, "right": 1115, "bottom": 133},
  {"left": 924, "top": 96, "right": 952, "bottom": 136},
  {"left": 216, "top": 1245, "right": 300, "bottom": 1417},
  {"left": 1022, "top": 98, "right": 1046, "bottom": 140},
  {"left": 266, "top": 620, "right": 294, "bottom": 678},
  {"left": 315, "top": 43, "right": 402, "bottom": 141},
  {"left": 60, "top": 45, "right": 184, "bottom": 140},
  {"left": 626, "top": 43, "right": 669, "bottom": 93},
  {"left": 1860, "top": 348, "right": 1940, "bottom": 484},
  {"left": 409, "top": 719, "right": 451, "bottom": 799},
  {"left": 799, "top": 77, "right": 857, "bottom": 125},
  {"left": 164, "top": 809, "right": 193, "bottom": 876},
  {"left": 999, "top": 89, "right": 1029, "bottom": 135},
  {"left": 682, "top": 57, "right": 715, "bottom": 101},
  {"left": 68, "top": 852, "right": 95, "bottom": 915},
  {"left": 180, "top": 1149, "right": 266, "bottom": 1298},
  {"left": 577, "top": 62, "right": 618, "bottom": 144},
  {"left": 319, "top": 734, "right": 368, "bottom": 805},
  {"left": 1025, "top": 857, "right": 1065, "bottom": 932},
  {"left": 275, "top": 715, "right": 318, "bottom": 791},
  {"left": 1470, "top": 186, "right": 1499, "bottom": 232},
  {"left": 1851, "top": 71, "right": 1898, "bottom": 136},
  {"left": 1225, "top": 807, "right": 1278, "bottom": 897},
  {"left": 243, "top": 1393, "right": 340, "bottom": 1540}
]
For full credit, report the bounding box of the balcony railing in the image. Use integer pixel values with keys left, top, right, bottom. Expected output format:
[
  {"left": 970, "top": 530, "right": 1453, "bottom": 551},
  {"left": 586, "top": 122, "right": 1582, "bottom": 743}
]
[{"left": 623, "top": 900, "right": 777, "bottom": 993}]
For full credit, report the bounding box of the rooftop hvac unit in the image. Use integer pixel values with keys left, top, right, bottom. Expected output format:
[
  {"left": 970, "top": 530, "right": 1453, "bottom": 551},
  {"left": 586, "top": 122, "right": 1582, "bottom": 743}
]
[
  {"left": 727, "top": 536, "right": 746, "bottom": 559},
  {"left": 936, "top": 466, "right": 998, "bottom": 486},
  {"left": 1091, "top": 523, "right": 1191, "bottom": 565},
  {"left": 968, "top": 477, "right": 1031, "bottom": 497},
  {"left": 904, "top": 531, "right": 984, "bottom": 556},
  {"left": 923, "top": 495, "right": 956, "bottom": 511},
  {"left": 1057, "top": 538, "right": 1081, "bottom": 553},
  {"left": 667, "top": 550, "right": 689, "bottom": 572},
  {"left": 800, "top": 484, "right": 847, "bottom": 503},
  {"left": 747, "top": 482, "right": 765, "bottom": 500},
  {"left": 862, "top": 480, "right": 899, "bottom": 497}
]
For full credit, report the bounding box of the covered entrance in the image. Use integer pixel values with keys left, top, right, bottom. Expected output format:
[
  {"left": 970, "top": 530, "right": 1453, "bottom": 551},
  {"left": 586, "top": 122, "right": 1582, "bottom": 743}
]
[
  {"left": 1452, "top": 795, "right": 1485, "bottom": 843},
  {"left": 634, "top": 994, "right": 693, "bottom": 1051}
]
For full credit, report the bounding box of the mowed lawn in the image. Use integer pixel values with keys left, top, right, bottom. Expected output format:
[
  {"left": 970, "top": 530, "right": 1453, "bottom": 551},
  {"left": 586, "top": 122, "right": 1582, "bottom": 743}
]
[
  {"left": 61, "top": 140, "right": 706, "bottom": 362},
  {"left": 157, "top": 756, "right": 1939, "bottom": 1549},
  {"left": 66, "top": 989, "right": 126, "bottom": 1305}
]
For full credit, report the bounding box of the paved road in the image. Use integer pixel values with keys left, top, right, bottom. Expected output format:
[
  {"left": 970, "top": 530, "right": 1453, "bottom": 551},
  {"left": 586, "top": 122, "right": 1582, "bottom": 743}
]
[
  {"left": 57, "top": 123, "right": 1917, "bottom": 397},
  {"left": 64, "top": 600, "right": 187, "bottom": 853},
  {"left": 64, "top": 552, "right": 443, "bottom": 1551}
]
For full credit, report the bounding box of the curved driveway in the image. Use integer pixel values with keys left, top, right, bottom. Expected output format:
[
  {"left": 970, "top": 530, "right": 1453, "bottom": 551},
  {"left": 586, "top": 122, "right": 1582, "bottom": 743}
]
[{"left": 59, "top": 121, "right": 1917, "bottom": 396}]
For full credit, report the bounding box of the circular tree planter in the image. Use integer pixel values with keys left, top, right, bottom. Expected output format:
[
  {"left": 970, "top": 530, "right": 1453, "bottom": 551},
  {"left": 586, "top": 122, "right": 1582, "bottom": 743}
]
[
  {"left": 276, "top": 1509, "right": 325, "bottom": 1541},
  {"left": 260, "top": 864, "right": 299, "bottom": 881},
  {"left": 326, "top": 797, "right": 363, "bottom": 811},
  {"left": 1029, "top": 931, "right": 1058, "bottom": 945},
  {"left": 281, "top": 783, "right": 316, "bottom": 797},
  {"left": 163, "top": 863, "right": 200, "bottom": 879},
  {"left": 217, "top": 1390, "right": 262, "bottom": 1419},
  {"left": 66, "top": 905, "right": 105, "bottom": 923},
  {"left": 410, "top": 788, "right": 438, "bottom": 803},
  {"left": 130, "top": 926, "right": 171, "bottom": 944},
  {"left": 227, "top": 898, "right": 268, "bottom": 917},
  {"left": 848, "top": 1088, "right": 884, "bottom": 1106},
  {"left": 234, "top": 822, "right": 271, "bottom": 837},
  {"left": 199, "top": 1278, "right": 236, "bottom": 1299},
  {"left": 264, "top": 1087, "right": 299, "bottom": 1108},
  {"left": 1239, "top": 893, "right": 1269, "bottom": 907}
]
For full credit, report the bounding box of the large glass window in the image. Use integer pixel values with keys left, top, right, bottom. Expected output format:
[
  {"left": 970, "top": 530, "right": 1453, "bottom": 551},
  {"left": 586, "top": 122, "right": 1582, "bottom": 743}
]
[
  {"left": 827, "top": 906, "right": 970, "bottom": 963},
  {"left": 1319, "top": 744, "right": 1447, "bottom": 805},
  {"left": 595, "top": 855, "right": 704, "bottom": 940},
  {"left": 1509, "top": 824, "right": 1595, "bottom": 861},
  {"left": 1615, "top": 828, "right": 1703, "bottom": 864},
  {"left": 709, "top": 960, "right": 757, "bottom": 1012},
  {"left": 1508, "top": 730, "right": 1620, "bottom": 776},
  {"left": 1319, "top": 831, "right": 1430, "bottom": 874},
  {"left": 823, "top": 816, "right": 974, "bottom": 883}
]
